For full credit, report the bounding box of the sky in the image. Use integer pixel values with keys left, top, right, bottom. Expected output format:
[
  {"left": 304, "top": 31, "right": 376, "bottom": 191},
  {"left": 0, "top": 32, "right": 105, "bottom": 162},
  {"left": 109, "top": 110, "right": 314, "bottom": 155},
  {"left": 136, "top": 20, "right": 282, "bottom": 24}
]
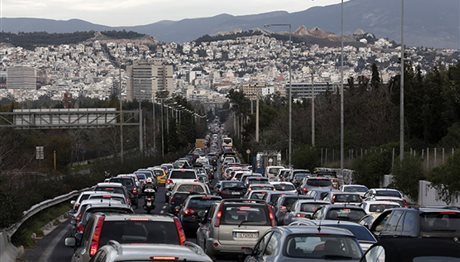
[{"left": 0, "top": 0, "right": 345, "bottom": 26}]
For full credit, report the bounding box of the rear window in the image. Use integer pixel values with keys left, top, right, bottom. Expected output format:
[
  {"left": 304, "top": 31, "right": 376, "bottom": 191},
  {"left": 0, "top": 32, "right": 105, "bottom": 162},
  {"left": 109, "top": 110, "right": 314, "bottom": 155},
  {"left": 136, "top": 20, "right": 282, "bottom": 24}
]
[
  {"left": 306, "top": 179, "right": 332, "bottom": 187},
  {"left": 82, "top": 208, "right": 133, "bottom": 224},
  {"left": 88, "top": 195, "right": 126, "bottom": 204},
  {"left": 282, "top": 197, "right": 304, "bottom": 209},
  {"left": 153, "top": 170, "right": 164, "bottom": 176},
  {"left": 326, "top": 208, "right": 367, "bottom": 222},
  {"left": 300, "top": 203, "right": 325, "bottom": 213},
  {"left": 269, "top": 194, "right": 284, "bottom": 204},
  {"left": 250, "top": 192, "right": 268, "bottom": 200},
  {"left": 177, "top": 184, "right": 205, "bottom": 193},
  {"left": 420, "top": 212, "right": 460, "bottom": 235},
  {"left": 251, "top": 185, "right": 274, "bottom": 191},
  {"left": 222, "top": 182, "right": 245, "bottom": 189},
  {"left": 326, "top": 224, "right": 376, "bottom": 242},
  {"left": 343, "top": 186, "right": 368, "bottom": 193},
  {"left": 294, "top": 174, "right": 309, "bottom": 180},
  {"left": 284, "top": 235, "right": 361, "bottom": 259},
  {"left": 135, "top": 173, "right": 147, "bottom": 180},
  {"left": 109, "top": 178, "right": 134, "bottom": 188},
  {"left": 188, "top": 198, "right": 221, "bottom": 209},
  {"left": 170, "top": 171, "right": 197, "bottom": 179},
  {"left": 333, "top": 194, "right": 362, "bottom": 203},
  {"left": 369, "top": 203, "right": 400, "bottom": 213},
  {"left": 99, "top": 221, "right": 179, "bottom": 246},
  {"left": 248, "top": 178, "right": 269, "bottom": 184},
  {"left": 375, "top": 190, "right": 402, "bottom": 198},
  {"left": 273, "top": 184, "right": 296, "bottom": 191},
  {"left": 221, "top": 205, "right": 270, "bottom": 226}
]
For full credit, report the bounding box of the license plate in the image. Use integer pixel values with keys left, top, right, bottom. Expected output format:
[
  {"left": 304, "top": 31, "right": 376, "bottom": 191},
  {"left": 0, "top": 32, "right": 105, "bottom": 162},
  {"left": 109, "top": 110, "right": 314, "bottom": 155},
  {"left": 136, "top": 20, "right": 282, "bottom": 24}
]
[
  {"left": 233, "top": 232, "right": 258, "bottom": 239},
  {"left": 231, "top": 192, "right": 240, "bottom": 195}
]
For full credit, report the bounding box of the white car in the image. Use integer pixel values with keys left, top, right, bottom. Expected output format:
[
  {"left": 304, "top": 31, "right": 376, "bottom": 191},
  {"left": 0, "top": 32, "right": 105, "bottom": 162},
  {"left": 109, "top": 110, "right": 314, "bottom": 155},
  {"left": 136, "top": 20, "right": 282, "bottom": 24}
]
[
  {"left": 339, "top": 184, "right": 369, "bottom": 197},
  {"left": 363, "top": 188, "right": 406, "bottom": 207},
  {"left": 265, "top": 165, "right": 285, "bottom": 180},
  {"left": 361, "top": 200, "right": 401, "bottom": 216},
  {"left": 270, "top": 181, "right": 297, "bottom": 194}
]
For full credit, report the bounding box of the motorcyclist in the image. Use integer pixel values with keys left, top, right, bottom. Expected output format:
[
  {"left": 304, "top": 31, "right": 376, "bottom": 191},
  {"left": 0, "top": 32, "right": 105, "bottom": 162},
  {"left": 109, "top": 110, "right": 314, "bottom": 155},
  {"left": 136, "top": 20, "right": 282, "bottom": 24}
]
[{"left": 142, "top": 177, "right": 157, "bottom": 193}]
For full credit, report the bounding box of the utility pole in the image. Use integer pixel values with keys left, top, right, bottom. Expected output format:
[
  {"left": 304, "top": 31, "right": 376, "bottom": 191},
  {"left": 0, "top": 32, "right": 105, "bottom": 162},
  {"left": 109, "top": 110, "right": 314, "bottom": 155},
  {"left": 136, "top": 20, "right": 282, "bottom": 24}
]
[
  {"left": 311, "top": 70, "right": 315, "bottom": 147},
  {"left": 119, "top": 67, "right": 124, "bottom": 163},
  {"left": 256, "top": 97, "right": 260, "bottom": 143},
  {"left": 400, "top": 0, "right": 405, "bottom": 161},
  {"left": 340, "top": 0, "right": 345, "bottom": 175},
  {"left": 161, "top": 99, "right": 165, "bottom": 158},
  {"left": 138, "top": 101, "right": 143, "bottom": 154}
]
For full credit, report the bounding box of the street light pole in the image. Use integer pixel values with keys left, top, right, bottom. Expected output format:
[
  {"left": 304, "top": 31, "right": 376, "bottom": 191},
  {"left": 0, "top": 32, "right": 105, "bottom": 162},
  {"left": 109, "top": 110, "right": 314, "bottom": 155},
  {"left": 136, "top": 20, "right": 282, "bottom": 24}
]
[
  {"left": 311, "top": 70, "right": 315, "bottom": 147},
  {"left": 119, "top": 67, "right": 124, "bottom": 164},
  {"left": 138, "top": 101, "right": 143, "bottom": 154},
  {"left": 400, "top": 0, "right": 405, "bottom": 161},
  {"left": 264, "top": 23, "right": 292, "bottom": 167},
  {"left": 161, "top": 98, "right": 165, "bottom": 158},
  {"left": 340, "top": 0, "right": 345, "bottom": 175}
]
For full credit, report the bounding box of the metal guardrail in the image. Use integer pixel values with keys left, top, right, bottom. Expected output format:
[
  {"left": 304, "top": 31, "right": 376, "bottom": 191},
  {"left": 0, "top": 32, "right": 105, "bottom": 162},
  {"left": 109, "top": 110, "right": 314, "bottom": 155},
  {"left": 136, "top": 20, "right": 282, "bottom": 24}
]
[{"left": 0, "top": 186, "right": 91, "bottom": 262}]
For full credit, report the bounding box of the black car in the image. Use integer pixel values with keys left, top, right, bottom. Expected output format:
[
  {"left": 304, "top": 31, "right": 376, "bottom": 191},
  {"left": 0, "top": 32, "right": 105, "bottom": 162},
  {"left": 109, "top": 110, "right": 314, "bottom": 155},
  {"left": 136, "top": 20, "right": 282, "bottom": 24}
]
[
  {"left": 370, "top": 207, "right": 460, "bottom": 239},
  {"left": 169, "top": 191, "right": 205, "bottom": 215},
  {"left": 178, "top": 195, "right": 222, "bottom": 235},
  {"left": 361, "top": 238, "right": 460, "bottom": 262},
  {"left": 109, "top": 176, "right": 139, "bottom": 207},
  {"left": 214, "top": 181, "right": 247, "bottom": 199}
]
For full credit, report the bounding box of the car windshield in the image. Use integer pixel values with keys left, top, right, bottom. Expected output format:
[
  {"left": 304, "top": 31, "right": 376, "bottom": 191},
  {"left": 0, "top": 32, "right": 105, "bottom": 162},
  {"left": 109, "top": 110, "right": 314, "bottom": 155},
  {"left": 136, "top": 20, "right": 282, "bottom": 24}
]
[
  {"left": 375, "top": 190, "right": 401, "bottom": 198},
  {"left": 326, "top": 208, "right": 367, "bottom": 222},
  {"left": 99, "top": 221, "right": 179, "bottom": 245},
  {"left": 344, "top": 186, "right": 368, "bottom": 193},
  {"left": 177, "top": 184, "right": 205, "bottom": 193},
  {"left": 273, "top": 183, "right": 295, "bottom": 191},
  {"left": 420, "top": 212, "right": 460, "bottom": 236},
  {"left": 221, "top": 205, "right": 269, "bottom": 225},
  {"left": 333, "top": 194, "right": 362, "bottom": 202},
  {"left": 170, "top": 171, "right": 196, "bottom": 179},
  {"left": 222, "top": 182, "right": 245, "bottom": 189},
  {"left": 285, "top": 235, "right": 362, "bottom": 259},
  {"left": 307, "top": 179, "right": 332, "bottom": 187},
  {"left": 300, "top": 203, "right": 325, "bottom": 213},
  {"left": 188, "top": 197, "right": 220, "bottom": 210},
  {"left": 369, "top": 203, "right": 400, "bottom": 212}
]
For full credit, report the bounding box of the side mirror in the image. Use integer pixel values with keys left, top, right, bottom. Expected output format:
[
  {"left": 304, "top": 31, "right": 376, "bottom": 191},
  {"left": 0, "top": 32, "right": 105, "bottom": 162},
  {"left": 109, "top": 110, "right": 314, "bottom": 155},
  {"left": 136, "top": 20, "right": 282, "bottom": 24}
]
[{"left": 65, "top": 237, "right": 77, "bottom": 247}]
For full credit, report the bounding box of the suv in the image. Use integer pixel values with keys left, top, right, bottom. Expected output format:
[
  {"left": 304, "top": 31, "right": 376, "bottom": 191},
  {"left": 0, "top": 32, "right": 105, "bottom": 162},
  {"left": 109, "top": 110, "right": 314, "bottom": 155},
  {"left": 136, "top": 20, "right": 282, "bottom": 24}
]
[
  {"left": 369, "top": 207, "right": 460, "bottom": 238},
  {"left": 65, "top": 214, "right": 186, "bottom": 262},
  {"left": 109, "top": 176, "right": 139, "bottom": 207},
  {"left": 196, "top": 199, "right": 275, "bottom": 259},
  {"left": 299, "top": 177, "right": 333, "bottom": 194}
]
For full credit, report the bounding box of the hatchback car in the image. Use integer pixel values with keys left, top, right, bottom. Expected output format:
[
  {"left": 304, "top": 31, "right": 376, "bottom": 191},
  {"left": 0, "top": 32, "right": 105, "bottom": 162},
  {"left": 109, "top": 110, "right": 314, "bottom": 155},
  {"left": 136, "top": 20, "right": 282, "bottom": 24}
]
[
  {"left": 92, "top": 241, "right": 213, "bottom": 262},
  {"left": 178, "top": 195, "right": 222, "bottom": 235},
  {"left": 65, "top": 214, "right": 186, "bottom": 262},
  {"left": 323, "top": 192, "right": 363, "bottom": 206},
  {"left": 244, "top": 226, "right": 362, "bottom": 262},
  {"left": 270, "top": 182, "right": 297, "bottom": 194},
  {"left": 196, "top": 199, "right": 276, "bottom": 259},
  {"left": 300, "top": 177, "right": 333, "bottom": 194}
]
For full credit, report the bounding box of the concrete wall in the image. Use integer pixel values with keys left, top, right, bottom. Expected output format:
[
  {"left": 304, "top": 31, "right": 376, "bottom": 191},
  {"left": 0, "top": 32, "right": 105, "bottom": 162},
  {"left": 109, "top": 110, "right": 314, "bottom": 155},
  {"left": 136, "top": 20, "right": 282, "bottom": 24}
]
[
  {"left": 0, "top": 231, "right": 19, "bottom": 262},
  {"left": 418, "top": 180, "right": 460, "bottom": 207}
]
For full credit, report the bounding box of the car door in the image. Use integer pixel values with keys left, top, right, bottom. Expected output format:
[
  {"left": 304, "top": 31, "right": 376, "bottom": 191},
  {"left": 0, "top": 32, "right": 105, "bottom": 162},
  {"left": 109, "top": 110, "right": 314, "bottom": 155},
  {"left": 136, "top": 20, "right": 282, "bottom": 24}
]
[{"left": 197, "top": 204, "right": 215, "bottom": 248}]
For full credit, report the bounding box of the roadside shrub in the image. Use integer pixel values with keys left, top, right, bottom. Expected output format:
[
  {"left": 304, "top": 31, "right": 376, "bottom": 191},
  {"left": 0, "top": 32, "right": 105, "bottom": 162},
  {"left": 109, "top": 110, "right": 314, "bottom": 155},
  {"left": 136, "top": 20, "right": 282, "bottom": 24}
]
[{"left": 392, "top": 154, "right": 424, "bottom": 200}]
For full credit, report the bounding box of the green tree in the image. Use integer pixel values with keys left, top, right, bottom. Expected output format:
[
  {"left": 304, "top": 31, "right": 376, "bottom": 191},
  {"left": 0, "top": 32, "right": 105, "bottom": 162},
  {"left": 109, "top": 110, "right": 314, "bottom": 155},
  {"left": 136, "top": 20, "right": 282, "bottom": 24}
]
[
  {"left": 430, "top": 151, "right": 460, "bottom": 204},
  {"left": 292, "top": 145, "right": 321, "bottom": 171},
  {"left": 352, "top": 148, "right": 393, "bottom": 188},
  {"left": 392, "top": 155, "right": 424, "bottom": 201}
]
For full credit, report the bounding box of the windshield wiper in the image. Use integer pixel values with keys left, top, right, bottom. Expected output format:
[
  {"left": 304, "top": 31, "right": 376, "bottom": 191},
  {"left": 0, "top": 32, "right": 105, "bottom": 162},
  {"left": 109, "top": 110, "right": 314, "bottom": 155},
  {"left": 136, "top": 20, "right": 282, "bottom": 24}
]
[{"left": 238, "top": 220, "right": 252, "bottom": 227}]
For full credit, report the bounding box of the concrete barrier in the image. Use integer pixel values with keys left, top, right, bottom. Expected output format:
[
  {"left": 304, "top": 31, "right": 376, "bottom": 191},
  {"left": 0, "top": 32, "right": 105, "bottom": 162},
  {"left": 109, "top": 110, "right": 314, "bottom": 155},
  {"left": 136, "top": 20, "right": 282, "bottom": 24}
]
[{"left": 418, "top": 180, "right": 460, "bottom": 207}]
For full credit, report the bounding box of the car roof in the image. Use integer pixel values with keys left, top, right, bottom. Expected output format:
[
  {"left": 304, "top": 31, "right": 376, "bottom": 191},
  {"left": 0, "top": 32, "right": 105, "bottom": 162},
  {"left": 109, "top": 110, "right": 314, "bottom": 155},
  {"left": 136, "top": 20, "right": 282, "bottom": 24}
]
[
  {"left": 86, "top": 202, "right": 132, "bottom": 209},
  {"left": 279, "top": 225, "right": 356, "bottom": 237}
]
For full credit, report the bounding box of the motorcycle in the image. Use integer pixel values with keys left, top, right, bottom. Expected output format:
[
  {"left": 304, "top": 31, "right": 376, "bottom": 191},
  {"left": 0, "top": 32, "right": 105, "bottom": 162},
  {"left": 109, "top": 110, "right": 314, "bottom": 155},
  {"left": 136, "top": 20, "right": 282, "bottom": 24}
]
[{"left": 143, "top": 188, "right": 156, "bottom": 213}]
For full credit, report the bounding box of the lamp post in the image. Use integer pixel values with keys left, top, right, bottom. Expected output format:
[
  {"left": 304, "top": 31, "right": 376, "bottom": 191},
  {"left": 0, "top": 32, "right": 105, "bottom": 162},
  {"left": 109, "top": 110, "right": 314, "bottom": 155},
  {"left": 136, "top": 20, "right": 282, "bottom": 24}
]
[
  {"left": 400, "top": 0, "right": 405, "bottom": 161},
  {"left": 311, "top": 68, "right": 315, "bottom": 147},
  {"left": 264, "top": 23, "right": 292, "bottom": 167},
  {"left": 340, "top": 0, "right": 344, "bottom": 176},
  {"left": 119, "top": 67, "right": 124, "bottom": 164}
]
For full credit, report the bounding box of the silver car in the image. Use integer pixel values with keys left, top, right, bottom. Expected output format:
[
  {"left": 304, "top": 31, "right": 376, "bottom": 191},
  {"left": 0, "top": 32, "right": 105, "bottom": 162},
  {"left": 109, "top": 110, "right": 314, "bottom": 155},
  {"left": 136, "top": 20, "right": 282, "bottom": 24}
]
[
  {"left": 92, "top": 240, "right": 212, "bottom": 262},
  {"left": 244, "top": 226, "right": 362, "bottom": 262},
  {"left": 196, "top": 199, "right": 275, "bottom": 259}
]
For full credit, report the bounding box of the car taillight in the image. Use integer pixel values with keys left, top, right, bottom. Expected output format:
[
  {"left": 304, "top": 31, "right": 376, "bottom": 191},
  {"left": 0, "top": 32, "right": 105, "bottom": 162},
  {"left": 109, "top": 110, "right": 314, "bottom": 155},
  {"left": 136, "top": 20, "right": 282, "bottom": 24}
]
[
  {"left": 76, "top": 213, "right": 82, "bottom": 224},
  {"left": 132, "top": 187, "right": 138, "bottom": 194},
  {"left": 183, "top": 208, "right": 195, "bottom": 216},
  {"left": 268, "top": 205, "right": 276, "bottom": 226},
  {"left": 296, "top": 213, "right": 303, "bottom": 217},
  {"left": 150, "top": 256, "right": 178, "bottom": 261},
  {"left": 173, "top": 217, "right": 186, "bottom": 245},
  {"left": 166, "top": 179, "right": 173, "bottom": 185},
  {"left": 214, "top": 204, "right": 223, "bottom": 227},
  {"left": 403, "top": 199, "right": 408, "bottom": 207},
  {"left": 303, "top": 188, "right": 308, "bottom": 193},
  {"left": 89, "top": 216, "right": 105, "bottom": 257},
  {"left": 76, "top": 223, "right": 84, "bottom": 234}
]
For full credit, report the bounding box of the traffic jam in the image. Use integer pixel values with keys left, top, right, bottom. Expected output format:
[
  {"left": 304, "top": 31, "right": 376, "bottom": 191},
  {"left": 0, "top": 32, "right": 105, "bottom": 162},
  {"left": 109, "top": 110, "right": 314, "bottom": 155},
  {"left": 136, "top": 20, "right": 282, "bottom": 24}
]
[{"left": 65, "top": 120, "right": 460, "bottom": 262}]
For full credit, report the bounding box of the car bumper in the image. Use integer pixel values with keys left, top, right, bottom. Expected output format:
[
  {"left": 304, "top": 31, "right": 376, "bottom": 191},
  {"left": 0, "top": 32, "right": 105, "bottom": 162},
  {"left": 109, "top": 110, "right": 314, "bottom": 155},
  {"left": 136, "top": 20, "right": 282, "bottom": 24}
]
[{"left": 205, "top": 238, "right": 258, "bottom": 256}]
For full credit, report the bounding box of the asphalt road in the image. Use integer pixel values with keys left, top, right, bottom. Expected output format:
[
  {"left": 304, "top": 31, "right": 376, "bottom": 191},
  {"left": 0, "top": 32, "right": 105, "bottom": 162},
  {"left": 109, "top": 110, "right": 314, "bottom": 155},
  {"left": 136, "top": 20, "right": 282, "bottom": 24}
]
[{"left": 20, "top": 168, "right": 230, "bottom": 262}]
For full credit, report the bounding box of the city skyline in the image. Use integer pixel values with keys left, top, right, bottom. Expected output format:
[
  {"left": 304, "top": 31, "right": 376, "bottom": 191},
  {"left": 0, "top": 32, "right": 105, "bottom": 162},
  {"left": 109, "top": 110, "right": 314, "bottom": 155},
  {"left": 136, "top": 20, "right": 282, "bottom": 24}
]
[{"left": 0, "top": 0, "right": 346, "bottom": 26}]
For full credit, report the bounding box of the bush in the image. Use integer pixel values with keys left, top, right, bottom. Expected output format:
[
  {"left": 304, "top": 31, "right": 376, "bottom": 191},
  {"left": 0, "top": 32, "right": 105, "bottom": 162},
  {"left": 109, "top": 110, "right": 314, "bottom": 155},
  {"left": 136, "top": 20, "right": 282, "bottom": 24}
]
[
  {"left": 292, "top": 145, "right": 321, "bottom": 171},
  {"left": 430, "top": 151, "right": 460, "bottom": 204},
  {"left": 392, "top": 155, "right": 424, "bottom": 200},
  {"left": 352, "top": 148, "right": 393, "bottom": 188}
]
